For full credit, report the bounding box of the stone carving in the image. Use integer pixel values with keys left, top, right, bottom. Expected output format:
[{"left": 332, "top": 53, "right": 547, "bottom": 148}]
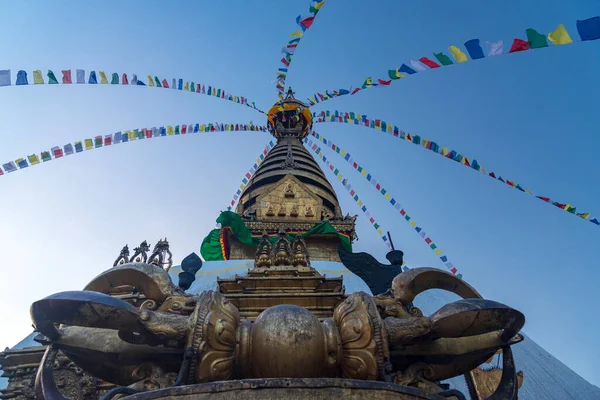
[
  {"left": 285, "top": 183, "right": 295, "bottom": 198},
  {"left": 131, "top": 240, "right": 151, "bottom": 263},
  {"left": 290, "top": 204, "right": 299, "bottom": 217},
  {"left": 149, "top": 238, "right": 173, "bottom": 271},
  {"left": 113, "top": 244, "right": 130, "bottom": 266},
  {"left": 333, "top": 293, "right": 378, "bottom": 380},
  {"left": 271, "top": 231, "right": 292, "bottom": 266},
  {"left": 291, "top": 236, "right": 310, "bottom": 268},
  {"left": 305, "top": 206, "right": 314, "bottom": 217},
  {"left": 187, "top": 290, "right": 239, "bottom": 383},
  {"left": 255, "top": 233, "right": 272, "bottom": 268},
  {"left": 266, "top": 204, "right": 275, "bottom": 216},
  {"left": 277, "top": 205, "right": 286, "bottom": 216}
]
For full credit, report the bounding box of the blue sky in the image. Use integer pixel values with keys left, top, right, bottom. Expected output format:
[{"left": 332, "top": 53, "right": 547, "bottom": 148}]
[{"left": 0, "top": 0, "right": 599, "bottom": 387}]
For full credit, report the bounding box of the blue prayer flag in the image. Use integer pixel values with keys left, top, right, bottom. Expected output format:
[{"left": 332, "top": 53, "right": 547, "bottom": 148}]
[
  {"left": 88, "top": 71, "right": 97, "bottom": 84},
  {"left": 577, "top": 16, "right": 600, "bottom": 41},
  {"left": 16, "top": 70, "right": 28, "bottom": 85},
  {"left": 399, "top": 64, "right": 417, "bottom": 75},
  {"left": 464, "top": 39, "right": 485, "bottom": 59}
]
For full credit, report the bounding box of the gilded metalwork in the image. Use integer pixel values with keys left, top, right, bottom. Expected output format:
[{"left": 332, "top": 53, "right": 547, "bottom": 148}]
[
  {"left": 131, "top": 241, "right": 151, "bottom": 263},
  {"left": 113, "top": 245, "right": 130, "bottom": 267},
  {"left": 148, "top": 238, "right": 173, "bottom": 271}
]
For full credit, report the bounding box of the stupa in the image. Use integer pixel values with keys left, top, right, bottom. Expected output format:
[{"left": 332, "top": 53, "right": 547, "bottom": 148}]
[{"left": 1, "top": 89, "right": 599, "bottom": 400}]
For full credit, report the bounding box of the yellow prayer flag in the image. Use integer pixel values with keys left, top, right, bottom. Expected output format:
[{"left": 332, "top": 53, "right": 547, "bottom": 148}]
[
  {"left": 167, "top": 126, "right": 174, "bottom": 135},
  {"left": 84, "top": 139, "right": 93, "bottom": 150},
  {"left": 449, "top": 46, "right": 468, "bottom": 63},
  {"left": 147, "top": 75, "right": 155, "bottom": 87},
  {"left": 99, "top": 71, "right": 108, "bottom": 84},
  {"left": 435, "top": 249, "right": 442, "bottom": 256},
  {"left": 184, "top": 82, "right": 189, "bottom": 91},
  {"left": 361, "top": 170, "right": 367, "bottom": 177},
  {"left": 256, "top": 158, "right": 261, "bottom": 164},
  {"left": 290, "top": 30, "right": 304, "bottom": 38},
  {"left": 357, "top": 200, "right": 363, "bottom": 206},
  {"left": 548, "top": 24, "right": 573, "bottom": 45},
  {"left": 441, "top": 147, "right": 450, "bottom": 156},
  {"left": 33, "top": 70, "right": 44, "bottom": 84},
  {"left": 410, "top": 221, "right": 416, "bottom": 227},
  {"left": 387, "top": 125, "right": 392, "bottom": 133},
  {"left": 240, "top": 184, "right": 245, "bottom": 190},
  {"left": 129, "top": 131, "right": 136, "bottom": 141},
  {"left": 377, "top": 229, "right": 383, "bottom": 235},
  {"left": 200, "top": 124, "right": 206, "bottom": 131},
  {"left": 578, "top": 212, "right": 590, "bottom": 219},
  {"left": 337, "top": 174, "right": 343, "bottom": 181},
  {"left": 28, "top": 154, "right": 40, "bottom": 165},
  {"left": 385, "top": 193, "right": 391, "bottom": 200},
  {"left": 341, "top": 150, "right": 347, "bottom": 157}
]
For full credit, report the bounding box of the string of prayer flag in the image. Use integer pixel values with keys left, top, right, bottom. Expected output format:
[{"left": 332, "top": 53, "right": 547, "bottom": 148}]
[
  {"left": 227, "top": 140, "right": 275, "bottom": 210},
  {"left": 0, "top": 68, "right": 265, "bottom": 114},
  {"left": 276, "top": 1, "right": 326, "bottom": 100},
  {"left": 309, "top": 131, "right": 461, "bottom": 277},
  {"left": 305, "top": 15, "right": 600, "bottom": 106},
  {"left": 313, "top": 111, "right": 599, "bottom": 227},
  {"left": 303, "top": 137, "right": 392, "bottom": 251},
  {"left": 1, "top": 123, "right": 268, "bottom": 177}
]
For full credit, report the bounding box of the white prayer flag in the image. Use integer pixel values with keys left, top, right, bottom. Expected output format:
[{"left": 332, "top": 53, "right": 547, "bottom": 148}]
[
  {"left": 486, "top": 40, "right": 503, "bottom": 56},
  {"left": 0, "top": 70, "right": 11, "bottom": 86},
  {"left": 410, "top": 60, "right": 428, "bottom": 71},
  {"left": 76, "top": 69, "right": 85, "bottom": 84}
]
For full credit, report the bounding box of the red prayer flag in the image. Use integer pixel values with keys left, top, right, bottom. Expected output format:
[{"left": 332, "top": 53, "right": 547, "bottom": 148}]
[
  {"left": 375, "top": 184, "right": 381, "bottom": 190},
  {"left": 353, "top": 162, "right": 358, "bottom": 168},
  {"left": 450, "top": 267, "right": 457, "bottom": 274},
  {"left": 61, "top": 70, "right": 72, "bottom": 84},
  {"left": 377, "top": 79, "right": 392, "bottom": 85},
  {"left": 425, "top": 238, "right": 432, "bottom": 244},
  {"left": 400, "top": 209, "right": 406, "bottom": 216},
  {"left": 538, "top": 196, "right": 550, "bottom": 202},
  {"left": 318, "top": 93, "right": 325, "bottom": 101},
  {"left": 196, "top": 84, "right": 200, "bottom": 93},
  {"left": 182, "top": 125, "right": 187, "bottom": 134},
  {"left": 369, "top": 217, "right": 375, "bottom": 223},
  {"left": 463, "top": 158, "right": 470, "bottom": 167},
  {"left": 280, "top": 57, "right": 290, "bottom": 67},
  {"left": 161, "top": 79, "right": 169, "bottom": 88},
  {"left": 0, "top": 167, "right": 4, "bottom": 176},
  {"left": 245, "top": 173, "right": 251, "bottom": 179},
  {"left": 350, "top": 190, "right": 355, "bottom": 196},
  {"left": 300, "top": 16, "right": 315, "bottom": 29},
  {"left": 104, "top": 136, "right": 112, "bottom": 145},
  {"left": 509, "top": 38, "right": 530, "bottom": 53},
  {"left": 53, "top": 148, "right": 63, "bottom": 158},
  {"left": 122, "top": 73, "right": 128, "bottom": 85},
  {"left": 419, "top": 57, "right": 440, "bottom": 68},
  {"left": 406, "top": 133, "right": 412, "bottom": 141},
  {"left": 506, "top": 179, "right": 514, "bottom": 186},
  {"left": 351, "top": 88, "right": 361, "bottom": 95},
  {"left": 489, "top": 172, "right": 496, "bottom": 178}
]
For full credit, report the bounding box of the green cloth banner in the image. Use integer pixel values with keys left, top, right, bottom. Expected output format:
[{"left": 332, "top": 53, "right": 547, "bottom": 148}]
[{"left": 200, "top": 211, "right": 352, "bottom": 261}]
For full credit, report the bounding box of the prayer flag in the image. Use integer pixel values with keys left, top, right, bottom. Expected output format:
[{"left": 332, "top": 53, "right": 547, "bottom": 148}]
[
  {"left": 399, "top": 64, "right": 417, "bottom": 75},
  {"left": 41, "top": 151, "right": 51, "bottom": 162},
  {"left": 104, "top": 135, "right": 112, "bottom": 145},
  {"left": 76, "top": 69, "right": 85, "bottom": 83},
  {"left": 280, "top": 57, "right": 290, "bottom": 67},
  {"left": 362, "top": 77, "right": 376, "bottom": 88},
  {"left": 419, "top": 57, "right": 440, "bottom": 68},
  {"left": 111, "top": 73, "right": 119, "bottom": 84},
  {"left": 16, "top": 158, "right": 28, "bottom": 168},
  {"left": 64, "top": 143, "right": 74, "bottom": 155},
  {"left": 94, "top": 136, "right": 103, "bottom": 148},
  {"left": 449, "top": 46, "right": 468, "bottom": 62},
  {"left": 113, "top": 132, "right": 122, "bottom": 143},
  {"left": 154, "top": 77, "right": 161, "bottom": 87},
  {"left": 51, "top": 146, "right": 63, "bottom": 158},
  {"left": 464, "top": 39, "right": 485, "bottom": 59},
  {"left": 548, "top": 24, "right": 573, "bottom": 45},
  {"left": 577, "top": 212, "right": 590, "bottom": 219},
  {"left": 577, "top": 16, "right": 600, "bottom": 41},
  {"left": 33, "top": 70, "right": 44, "bottom": 84},
  {"left": 88, "top": 71, "right": 97, "bottom": 84},
  {"left": 289, "top": 30, "right": 303, "bottom": 38},
  {"left": 28, "top": 154, "right": 40, "bottom": 165},
  {"left": 486, "top": 40, "right": 503, "bottom": 56},
  {"left": 47, "top": 70, "right": 58, "bottom": 84},
  {"left": 299, "top": 16, "right": 315, "bottom": 30},
  {"left": 2, "top": 162, "right": 17, "bottom": 172},
  {"left": 99, "top": 71, "right": 109, "bottom": 84},
  {"left": 62, "top": 70, "right": 72, "bottom": 84},
  {"left": 526, "top": 28, "right": 548, "bottom": 48},
  {"left": 74, "top": 141, "right": 83, "bottom": 152},
  {"left": 161, "top": 78, "right": 169, "bottom": 88},
  {"left": 0, "top": 70, "right": 10, "bottom": 86},
  {"left": 16, "top": 70, "right": 28, "bottom": 85},
  {"left": 147, "top": 75, "right": 155, "bottom": 86},
  {"left": 122, "top": 73, "right": 128, "bottom": 85},
  {"left": 185, "top": 82, "right": 189, "bottom": 91},
  {"left": 509, "top": 38, "right": 530, "bottom": 53},
  {"left": 410, "top": 60, "right": 427, "bottom": 71},
  {"left": 433, "top": 52, "right": 453, "bottom": 66},
  {"left": 377, "top": 78, "right": 391, "bottom": 85},
  {"left": 85, "top": 139, "right": 93, "bottom": 150}
]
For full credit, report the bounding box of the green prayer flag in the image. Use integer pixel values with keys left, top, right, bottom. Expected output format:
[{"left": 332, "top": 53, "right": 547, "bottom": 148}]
[
  {"left": 387, "top": 70, "right": 401, "bottom": 80},
  {"left": 381, "top": 188, "right": 386, "bottom": 195},
  {"left": 154, "top": 76, "right": 162, "bottom": 87},
  {"left": 111, "top": 73, "right": 119, "bottom": 84},
  {"left": 41, "top": 151, "right": 51, "bottom": 162},
  {"left": 353, "top": 195, "right": 359, "bottom": 201},
  {"left": 412, "top": 135, "right": 421, "bottom": 145},
  {"left": 430, "top": 243, "right": 437, "bottom": 250},
  {"left": 47, "top": 70, "right": 58, "bottom": 84},
  {"left": 566, "top": 205, "right": 576, "bottom": 213},
  {"left": 357, "top": 166, "right": 363, "bottom": 172},
  {"left": 94, "top": 137, "right": 102, "bottom": 147},
  {"left": 373, "top": 223, "right": 380, "bottom": 229},
  {"left": 526, "top": 28, "right": 548, "bottom": 48},
  {"left": 175, "top": 125, "right": 180, "bottom": 134},
  {"left": 433, "top": 52, "right": 454, "bottom": 66}
]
